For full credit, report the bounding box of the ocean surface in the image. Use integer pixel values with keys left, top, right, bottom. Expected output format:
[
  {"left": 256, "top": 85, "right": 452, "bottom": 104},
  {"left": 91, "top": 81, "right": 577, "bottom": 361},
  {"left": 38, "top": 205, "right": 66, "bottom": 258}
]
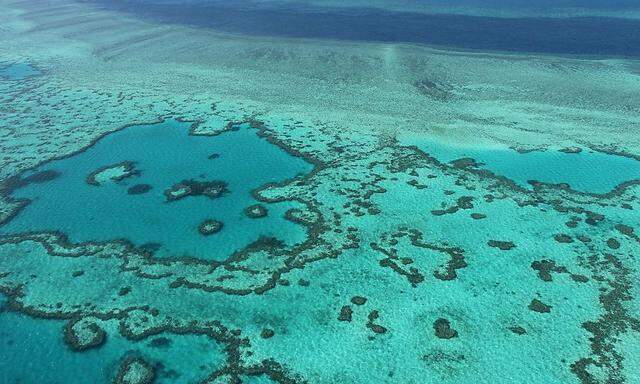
[
  {"left": 1, "top": 1, "right": 639, "bottom": 384},
  {"left": 88, "top": 0, "right": 640, "bottom": 56}
]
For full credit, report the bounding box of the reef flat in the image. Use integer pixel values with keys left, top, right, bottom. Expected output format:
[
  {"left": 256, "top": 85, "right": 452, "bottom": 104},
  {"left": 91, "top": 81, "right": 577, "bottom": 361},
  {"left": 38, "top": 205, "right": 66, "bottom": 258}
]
[{"left": 0, "top": 0, "right": 639, "bottom": 383}]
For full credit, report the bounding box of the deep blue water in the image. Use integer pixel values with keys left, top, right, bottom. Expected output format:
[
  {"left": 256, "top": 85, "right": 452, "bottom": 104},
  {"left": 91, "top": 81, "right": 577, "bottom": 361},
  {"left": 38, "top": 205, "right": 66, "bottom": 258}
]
[{"left": 85, "top": 0, "right": 640, "bottom": 56}]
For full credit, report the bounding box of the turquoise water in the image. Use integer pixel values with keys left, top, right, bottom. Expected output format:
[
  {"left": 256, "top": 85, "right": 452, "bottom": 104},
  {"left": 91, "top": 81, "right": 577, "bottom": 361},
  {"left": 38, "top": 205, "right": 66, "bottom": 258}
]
[
  {"left": 1, "top": 120, "right": 312, "bottom": 260},
  {"left": 401, "top": 136, "right": 640, "bottom": 193},
  {"left": 0, "top": 62, "right": 40, "bottom": 80},
  {"left": 2, "top": 1, "right": 640, "bottom": 383},
  {"left": 0, "top": 295, "right": 226, "bottom": 383}
]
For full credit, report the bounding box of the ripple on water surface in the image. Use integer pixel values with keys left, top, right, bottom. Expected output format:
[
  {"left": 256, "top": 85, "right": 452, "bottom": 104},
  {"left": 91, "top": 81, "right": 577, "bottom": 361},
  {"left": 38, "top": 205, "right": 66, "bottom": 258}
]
[
  {"left": 1, "top": 120, "right": 313, "bottom": 260},
  {"left": 400, "top": 135, "right": 640, "bottom": 194}
]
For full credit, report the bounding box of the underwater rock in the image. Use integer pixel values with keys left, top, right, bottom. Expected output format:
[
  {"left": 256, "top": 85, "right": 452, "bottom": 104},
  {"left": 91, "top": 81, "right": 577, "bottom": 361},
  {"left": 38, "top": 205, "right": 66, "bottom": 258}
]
[
  {"left": 284, "top": 207, "right": 319, "bottom": 226},
  {"left": 261, "top": 328, "right": 275, "bottom": 339},
  {"left": 118, "top": 287, "right": 132, "bottom": 296},
  {"left": 63, "top": 317, "right": 107, "bottom": 351},
  {"left": 576, "top": 235, "right": 591, "bottom": 243},
  {"left": 457, "top": 196, "right": 474, "bottom": 209},
  {"left": 585, "top": 211, "right": 605, "bottom": 226},
  {"left": 164, "top": 179, "right": 228, "bottom": 202},
  {"left": 433, "top": 318, "right": 458, "bottom": 339},
  {"left": 531, "top": 259, "right": 568, "bottom": 282},
  {"left": 528, "top": 299, "right": 552, "bottom": 313},
  {"left": 338, "top": 306, "right": 353, "bottom": 322},
  {"left": 606, "top": 238, "right": 621, "bottom": 249},
  {"left": 565, "top": 218, "right": 580, "bottom": 228},
  {"left": 450, "top": 157, "right": 481, "bottom": 169},
  {"left": 559, "top": 146, "right": 583, "bottom": 154},
  {"left": 509, "top": 326, "right": 527, "bottom": 335},
  {"left": 571, "top": 274, "right": 589, "bottom": 283},
  {"left": 487, "top": 240, "right": 516, "bottom": 251},
  {"left": 24, "top": 170, "right": 60, "bottom": 184},
  {"left": 115, "top": 357, "right": 155, "bottom": 384},
  {"left": 351, "top": 296, "right": 367, "bottom": 305},
  {"left": 127, "top": 184, "right": 152, "bottom": 195},
  {"left": 244, "top": 204, "right": 268, "bottom": 219},
  {"left": 149, "top": 337, "right": 172, "bottom": 348},
  {"left": 87, "top": 161, "right": 138, "bottom": 186},
  {"left": 470, "top": 213, "right": 487, "bottom": 220},
  {"left": 554, "top": 234, "right": 574, "bottom": 244},
  {"left": 615, "top": 224, "right": 635, "bottom": 236},
  {"left": 366, "top": 310, "right": 387, "bottom": 334},
  {"left": 368, "top": 323, "right": 387, "bottom": 334},
  {"left": 198, "top": 219, "right": 223, "bottom": 236}
]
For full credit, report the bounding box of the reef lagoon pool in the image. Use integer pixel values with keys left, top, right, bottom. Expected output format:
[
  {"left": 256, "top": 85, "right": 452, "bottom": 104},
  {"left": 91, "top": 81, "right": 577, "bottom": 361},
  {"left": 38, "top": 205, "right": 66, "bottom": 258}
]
[
  {"left": 1, "top": 120, "right": 313, "bottom": 260},
  {"left": 400, "top": 135, "right": 640, "bottom": 194},
  {"left": 0, "top": 62, "right": 40, "bottom": 81}
]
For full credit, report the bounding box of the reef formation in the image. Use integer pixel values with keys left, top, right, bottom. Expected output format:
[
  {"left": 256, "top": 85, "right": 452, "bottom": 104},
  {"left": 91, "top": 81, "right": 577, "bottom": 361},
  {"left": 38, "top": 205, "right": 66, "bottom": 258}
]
[{"left": 0, "top": 0, "right": 639, "bottom": 383}]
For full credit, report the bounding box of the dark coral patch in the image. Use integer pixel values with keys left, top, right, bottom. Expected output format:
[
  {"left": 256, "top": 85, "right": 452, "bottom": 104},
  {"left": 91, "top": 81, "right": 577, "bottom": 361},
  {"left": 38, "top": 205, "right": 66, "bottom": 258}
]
[
  {"left": 606, "top": 238, "right": 620, "bottom": 250},
  {"left": 164, "top": 179, "right": 228, "bottom": 202},
  {"left": 24, "top": 170, "right": 60, "bottom": 184},
  {"left": 433, "top": 318, "right": 458, "bottom": 339},
  {"left": 114, "top": 357, "right": 155, "bottom": 384},
  {"left": 528, "top": 299, "right": 552, "bottom": 313},
  {"left": 244, "top": 204, "right": 268, "bottom": 219},
  {"left": 86, "top": 161, "right": 138, "bottom": 186},
  {"left": 2, "top": 170, "right": 60, "bottom": 194},
  {"left": 450, "top": 157, "right": 481, "bottom": 169},
  {"left": 338, "top": 305, "right": 353, "bottom": 322},
  {"left": 149, "top": 337, "right": 172, "bottom": 348},
  {"left": 531, "top": 260, "right": 567, "bottom": 282},
  {"left": 198, "top": 219, "right": 223, "bottom": 236},
  {"left": 367, "top": 310, "right": 387, "bottom": 334},
  {"left": 615, "top": 224, "right": 635, "bottom": 236},
  {"left": 487, "top": 240, "right": 516, "bottom": 251},
  {"left": 554, "top": 234, "right": 574, "bottom": 244},
  {"left": 261, "top": 328, "right": 275, "bottom": 339},
  {"left": 559, "top": 146, "right": 582, "bottom": 154},
  {"left": 63, "top": 318, "right": 107, "bottom": 352},
  {"left": 127, "top": 184, "right": 152, "bottom": 195}
]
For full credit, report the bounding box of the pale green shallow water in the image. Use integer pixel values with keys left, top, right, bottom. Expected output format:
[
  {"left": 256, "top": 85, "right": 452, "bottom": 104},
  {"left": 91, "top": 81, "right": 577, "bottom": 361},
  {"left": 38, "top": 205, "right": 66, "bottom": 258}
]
[{"left": 1, "top": 1, "right": 640, "bottom": 383}]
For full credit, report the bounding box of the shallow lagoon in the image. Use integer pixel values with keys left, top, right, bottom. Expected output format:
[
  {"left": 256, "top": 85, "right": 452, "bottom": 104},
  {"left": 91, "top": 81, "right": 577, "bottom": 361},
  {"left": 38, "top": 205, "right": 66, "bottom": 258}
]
[
  {"left": 1, "top": 120, "right": 313, "bottom": 260},
  {"left": 0, "top": 295, "right": 226, "bottom": 384},
  {"left": 400, "top": 135, "right": 640, "bottom": 193},
  {"left": 0, "top": 62, "right": 40, "bottom": 81}
]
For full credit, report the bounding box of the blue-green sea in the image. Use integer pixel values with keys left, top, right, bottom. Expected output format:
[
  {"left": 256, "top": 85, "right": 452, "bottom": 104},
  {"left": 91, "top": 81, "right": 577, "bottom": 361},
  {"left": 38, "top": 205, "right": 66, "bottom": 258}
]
[
  {"left": 2, "top": 120, "right": 311, "bottom": 260},
  {"left": 1, "top": 1, "right": 639, "bottom": 383}
]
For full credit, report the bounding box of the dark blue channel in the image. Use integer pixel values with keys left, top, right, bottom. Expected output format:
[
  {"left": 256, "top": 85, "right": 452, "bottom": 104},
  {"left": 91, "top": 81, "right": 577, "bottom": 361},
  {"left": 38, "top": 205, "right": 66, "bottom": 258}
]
[{"left": 83, "top": 0, "right": 640, "bottom": 57}]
